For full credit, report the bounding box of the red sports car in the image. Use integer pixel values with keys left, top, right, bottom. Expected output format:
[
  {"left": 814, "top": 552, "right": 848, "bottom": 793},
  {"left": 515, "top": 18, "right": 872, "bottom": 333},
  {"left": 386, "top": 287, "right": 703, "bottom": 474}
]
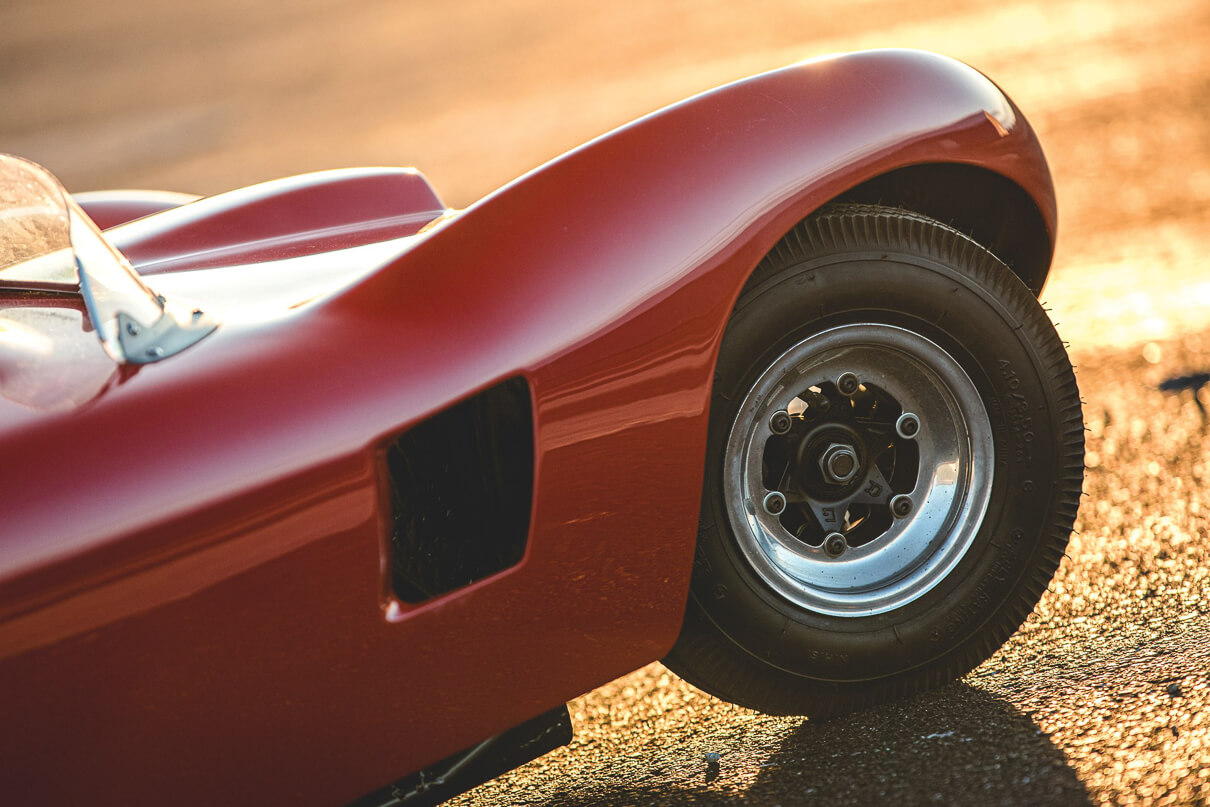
[{"left": 0, "top": 49, "right": 1082, "bottom": 806}]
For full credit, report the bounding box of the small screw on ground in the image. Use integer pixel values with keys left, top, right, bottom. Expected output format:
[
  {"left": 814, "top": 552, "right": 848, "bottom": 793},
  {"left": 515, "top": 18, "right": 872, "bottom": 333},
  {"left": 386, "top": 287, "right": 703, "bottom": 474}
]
[{"left": 703, "top": 752, "right": 722, "bottom": 783}]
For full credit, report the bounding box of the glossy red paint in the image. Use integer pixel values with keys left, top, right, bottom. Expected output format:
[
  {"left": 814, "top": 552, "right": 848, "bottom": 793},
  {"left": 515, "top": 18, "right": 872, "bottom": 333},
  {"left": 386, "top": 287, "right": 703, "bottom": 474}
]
[
  {"left": 0, "top": 50, "right": 1055, "bottom": 805},
  {"left": 0, "top": 296, "right": 127, "bottom": 411}
]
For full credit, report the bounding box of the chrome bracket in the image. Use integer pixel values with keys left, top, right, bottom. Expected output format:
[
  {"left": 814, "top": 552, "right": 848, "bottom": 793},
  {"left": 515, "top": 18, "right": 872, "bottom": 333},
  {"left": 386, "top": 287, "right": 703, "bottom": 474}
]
[{"left": 116, "top": 301, "right": 218, "bottom": 365}]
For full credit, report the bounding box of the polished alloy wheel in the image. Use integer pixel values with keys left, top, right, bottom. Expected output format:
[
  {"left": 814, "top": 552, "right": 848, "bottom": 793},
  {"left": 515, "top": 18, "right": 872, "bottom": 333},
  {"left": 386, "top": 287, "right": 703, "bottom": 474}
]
[{"left": 724, "top": 323, "right": 994, "bottom": 617}]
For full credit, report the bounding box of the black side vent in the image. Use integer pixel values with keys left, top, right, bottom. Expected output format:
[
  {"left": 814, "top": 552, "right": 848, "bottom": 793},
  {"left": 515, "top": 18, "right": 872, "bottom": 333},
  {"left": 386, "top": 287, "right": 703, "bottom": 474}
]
[{"left": 385, "top": 377, "right": 535, "bottom": 603}]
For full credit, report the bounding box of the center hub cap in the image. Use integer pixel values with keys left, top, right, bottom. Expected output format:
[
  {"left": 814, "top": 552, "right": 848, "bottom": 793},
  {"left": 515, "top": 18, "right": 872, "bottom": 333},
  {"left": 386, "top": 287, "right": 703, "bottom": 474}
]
[{"left": 820, "top": 443, "right": 860, "bottom": 484}]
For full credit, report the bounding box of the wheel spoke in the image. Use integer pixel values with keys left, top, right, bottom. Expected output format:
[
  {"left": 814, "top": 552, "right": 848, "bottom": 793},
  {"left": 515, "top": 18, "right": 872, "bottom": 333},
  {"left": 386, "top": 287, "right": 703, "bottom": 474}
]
[
  {"left": 806, "top": 497, "right": 847, "bottom": 533},
  {"left": 849, "top": 465, "right": 893, "bottom": 506}
]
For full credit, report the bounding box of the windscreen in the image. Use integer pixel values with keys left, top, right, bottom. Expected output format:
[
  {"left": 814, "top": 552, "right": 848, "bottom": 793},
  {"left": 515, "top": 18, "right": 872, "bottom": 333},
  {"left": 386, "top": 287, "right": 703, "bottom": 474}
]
[
  {"left": 0, "top": 154, "right": 166, "bottom": 362},
  {"left": 0, "top": 154, "right": 76, "bottom": 286}
]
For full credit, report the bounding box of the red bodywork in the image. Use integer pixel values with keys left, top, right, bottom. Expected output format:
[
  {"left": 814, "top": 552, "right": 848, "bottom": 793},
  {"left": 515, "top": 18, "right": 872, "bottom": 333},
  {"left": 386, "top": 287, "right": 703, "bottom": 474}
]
[{"left": 0, "top": 50, "right": 1055, "bottom": 805}]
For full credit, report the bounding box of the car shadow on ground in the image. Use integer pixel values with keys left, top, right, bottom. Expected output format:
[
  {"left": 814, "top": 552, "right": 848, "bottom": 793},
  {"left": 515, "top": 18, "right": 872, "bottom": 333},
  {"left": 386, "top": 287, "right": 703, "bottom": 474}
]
[{"left": 540, "top": 682, "right": 1091, "bottom": 806}]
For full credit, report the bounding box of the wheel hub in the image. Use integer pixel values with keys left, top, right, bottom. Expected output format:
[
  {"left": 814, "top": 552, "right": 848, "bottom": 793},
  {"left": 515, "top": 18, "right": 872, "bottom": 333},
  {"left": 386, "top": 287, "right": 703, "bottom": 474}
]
[
  {"left": 773, "top": 384, "right": 904, "bottom": 543},
  {"left": 794, "top": 423, "right": 867, "bottom": 499},
  {"left": 819, "top": 442, "right": 859, "bottom": 485}
]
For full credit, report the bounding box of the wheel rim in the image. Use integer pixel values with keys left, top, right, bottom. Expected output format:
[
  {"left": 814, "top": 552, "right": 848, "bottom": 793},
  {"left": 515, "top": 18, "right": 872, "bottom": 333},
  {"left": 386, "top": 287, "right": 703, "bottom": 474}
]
[{"left": 724, "top": 323, "right": 994, "bottom": 617}]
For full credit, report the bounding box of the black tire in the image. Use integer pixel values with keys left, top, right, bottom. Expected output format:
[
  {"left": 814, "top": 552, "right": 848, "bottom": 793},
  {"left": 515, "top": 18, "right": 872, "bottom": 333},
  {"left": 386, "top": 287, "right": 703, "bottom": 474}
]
[{"left": 663, "top": 204, "right": 1083, "bottom": 717}]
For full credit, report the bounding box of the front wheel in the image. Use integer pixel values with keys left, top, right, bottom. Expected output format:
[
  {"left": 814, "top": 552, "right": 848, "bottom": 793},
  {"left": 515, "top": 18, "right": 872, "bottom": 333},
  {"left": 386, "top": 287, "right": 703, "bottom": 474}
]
[{"left": 664, "top": 204, "right": 1083, "bottom": 717}]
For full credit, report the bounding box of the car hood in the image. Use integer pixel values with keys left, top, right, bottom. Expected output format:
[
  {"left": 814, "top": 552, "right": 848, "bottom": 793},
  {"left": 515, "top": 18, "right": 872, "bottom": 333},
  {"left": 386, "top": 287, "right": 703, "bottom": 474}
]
[
  {"left": 144, "top": 234, "right": 429, "bottom": 317},
  {"left": 0, "top": 224, "right": 447, "bottom": 418},
  {"left": 105, "top": 166, "right": 448, "bottom": 275}
]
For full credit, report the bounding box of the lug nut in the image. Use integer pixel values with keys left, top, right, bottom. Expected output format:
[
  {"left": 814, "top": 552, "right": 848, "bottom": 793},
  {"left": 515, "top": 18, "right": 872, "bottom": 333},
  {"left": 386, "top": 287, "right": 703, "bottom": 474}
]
[
  {"left": 762, "top": 491, "right": 787, "bottom": 516},
  {"left": 819, "top": 443, "right": 860, "bottom": 485},
  {"left": 769, "top": 410, "right": 792, "bottom": 435},
  {"left": 836, "top": 372, "right": 860, "bottom": 396},
  {"left": 823, "top": 532, "right": 847, "bottom": 557},
  {"left": 896, "top": 412, "right": 920, "bottom": 440},
  {"left": 890, "top": 494, "right": 913, "bottom": 518}
]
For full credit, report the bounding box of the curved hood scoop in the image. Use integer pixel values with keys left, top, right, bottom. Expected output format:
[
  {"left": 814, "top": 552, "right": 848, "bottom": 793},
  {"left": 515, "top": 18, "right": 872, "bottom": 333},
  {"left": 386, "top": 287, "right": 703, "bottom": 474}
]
[{"left": 104, "top": 167, "right": 447, "bottom": 275}]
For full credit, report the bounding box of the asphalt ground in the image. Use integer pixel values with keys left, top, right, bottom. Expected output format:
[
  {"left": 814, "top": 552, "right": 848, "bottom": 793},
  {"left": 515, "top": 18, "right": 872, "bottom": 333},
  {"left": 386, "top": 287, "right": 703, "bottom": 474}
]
[{"left": 5, "top": 0, "right": 1210, "bottom": 803}]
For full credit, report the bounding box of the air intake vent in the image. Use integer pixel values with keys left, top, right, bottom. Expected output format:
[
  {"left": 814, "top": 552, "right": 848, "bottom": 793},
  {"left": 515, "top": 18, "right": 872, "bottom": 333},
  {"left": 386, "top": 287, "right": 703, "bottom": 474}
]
[{"left": 384, "top": 377, "right": 534, "bottom": 603}]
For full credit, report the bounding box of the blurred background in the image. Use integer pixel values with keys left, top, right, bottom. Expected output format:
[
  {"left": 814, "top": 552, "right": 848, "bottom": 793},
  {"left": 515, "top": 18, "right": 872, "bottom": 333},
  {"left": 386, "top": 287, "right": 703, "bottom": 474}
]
[
  {"left": 6, "top": 0, "right": 1210, "bottom": 802},
  {"left": 4, "top": 0, "right": 1209, "bottom": 350}
]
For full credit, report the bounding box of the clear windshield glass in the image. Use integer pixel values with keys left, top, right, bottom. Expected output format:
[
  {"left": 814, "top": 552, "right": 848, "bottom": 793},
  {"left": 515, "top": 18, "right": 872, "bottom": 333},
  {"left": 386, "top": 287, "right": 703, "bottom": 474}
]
[
  {"left": 0, "top": 154, "right": 167, "bottom": 362},
  {"left": 0, "top": 155, "right": 76, "bottom": 286}
]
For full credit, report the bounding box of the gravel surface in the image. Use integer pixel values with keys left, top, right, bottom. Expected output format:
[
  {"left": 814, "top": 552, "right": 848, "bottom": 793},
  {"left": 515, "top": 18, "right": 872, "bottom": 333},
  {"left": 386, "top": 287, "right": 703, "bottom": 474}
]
[{"left": 7, "top": 0, "right": 1210, "bottom": 803}]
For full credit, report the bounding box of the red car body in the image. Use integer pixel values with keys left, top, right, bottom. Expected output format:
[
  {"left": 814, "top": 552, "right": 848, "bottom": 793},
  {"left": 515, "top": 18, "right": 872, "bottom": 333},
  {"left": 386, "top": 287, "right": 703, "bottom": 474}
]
[{"left": 0, "top": 50, "right": 1056, "bottom": 805}]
